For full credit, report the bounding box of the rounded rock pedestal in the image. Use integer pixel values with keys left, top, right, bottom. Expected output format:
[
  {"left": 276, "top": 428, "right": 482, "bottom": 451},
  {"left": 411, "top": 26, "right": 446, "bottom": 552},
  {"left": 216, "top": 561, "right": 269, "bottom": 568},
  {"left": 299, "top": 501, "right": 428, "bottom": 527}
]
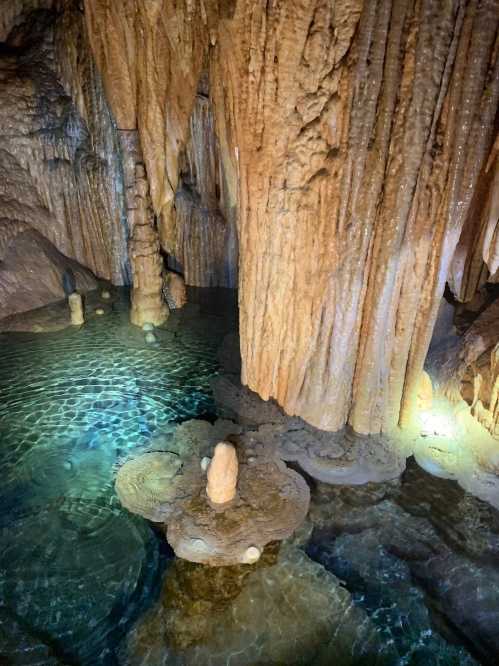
[{"left": 115, "top": 435, "right": 310, "bottom": 566}]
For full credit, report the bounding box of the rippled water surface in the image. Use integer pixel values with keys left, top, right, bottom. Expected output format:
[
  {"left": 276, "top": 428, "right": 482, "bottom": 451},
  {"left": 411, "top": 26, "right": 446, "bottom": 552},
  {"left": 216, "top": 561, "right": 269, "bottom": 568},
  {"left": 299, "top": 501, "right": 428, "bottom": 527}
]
[
  {"left": 0, "top": 291, "right": 492, "bottom": 666},
  {"left": 0, "top": 291, "right": 231, "bottom": 664}
]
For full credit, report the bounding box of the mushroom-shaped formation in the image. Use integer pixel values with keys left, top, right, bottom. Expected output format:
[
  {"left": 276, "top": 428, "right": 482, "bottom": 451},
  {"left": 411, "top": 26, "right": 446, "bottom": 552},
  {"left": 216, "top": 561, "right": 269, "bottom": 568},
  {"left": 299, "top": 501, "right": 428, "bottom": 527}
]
[
  {"left": 115, "top": 451, "right": 184, "bottom": 523},
  {"left": 206, "top": 442, "right": 238, "bottom": 505},
  {"left": 114, "top": 427, "right": 310, "bottom": 566},
  {"left": 166, "top": 447, "right": 310, "bottom": 566},
  {"left": 277, "top": 426, "right": 407, "bottom": 485}
]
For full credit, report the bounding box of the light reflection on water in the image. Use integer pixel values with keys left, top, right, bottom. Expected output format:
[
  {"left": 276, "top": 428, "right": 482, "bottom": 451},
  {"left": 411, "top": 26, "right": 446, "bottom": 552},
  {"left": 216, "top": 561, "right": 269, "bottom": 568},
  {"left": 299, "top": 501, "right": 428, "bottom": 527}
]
[{"left": 0, "top": 291, "right": 228, "bottom": 664}]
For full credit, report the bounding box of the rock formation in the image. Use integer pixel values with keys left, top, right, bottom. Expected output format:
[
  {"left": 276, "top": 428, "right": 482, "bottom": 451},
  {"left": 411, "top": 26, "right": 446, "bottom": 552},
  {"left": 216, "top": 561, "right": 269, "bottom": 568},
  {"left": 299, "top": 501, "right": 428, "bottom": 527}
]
[
  {"left": 0, "top": 5, "right": 128, "bottom": 289},
  {"left": 169, "top": 74, "right": 238, "bottom": 288},
  {"left": 68, "top": 292, "right": 84, "bottom": 326},
  {"left": 431, "top": 298, "right": 499, "bottom": 439},
  {"left": 120, "top": 131, "right": 168, "bottom": 327},
  {"left": 0, "top": 221, "right": 97, "bottom": 320},
  {"left": 82, "top": 0, "right": 498, "bottom": 435},
  {"left": 1, "top": 0, "right": 497, "bottom": 439},
  {"left": 210, "top": 0, "right": 499, "bottom": 435},
  {"left": 115, "top": 420, "right": 310, "bottom": 566},
  {"left": 206, "top": 442, "right": 238, "bottom": 505},
  {"left": 162, "top": 270, "right": 187, "bottom": 310}
]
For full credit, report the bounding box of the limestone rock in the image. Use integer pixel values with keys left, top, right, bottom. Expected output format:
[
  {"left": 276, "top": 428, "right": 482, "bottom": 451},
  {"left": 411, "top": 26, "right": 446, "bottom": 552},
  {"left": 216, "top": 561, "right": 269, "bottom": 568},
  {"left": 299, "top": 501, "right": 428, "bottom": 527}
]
[
  {"left": 115, "top": 424, "right": 310, "bottom": 567},
  {"left": 115, "top": 452, "right": 184, "bottom": 524},
  {"left": 162, "top": 271, "right": 187, "bottom": 310},
  {"left": 122, "top": 544, "right": 381, "bottom": 666},
  {"left": 0, "top": 223, "right": 97, "bottom": 321},
  {"left": 430, "top": 299, "right": 499, "bottom": 439},
  {"left": 211, "top": 0, "right": 499, "bottom": 434},
  {"left": 211, "top": 374, "right": 290, "bottom": 427},
  {"left": 206, "top": 442, "right": 238, "bottom": 506},
  {"left": 0, "top": 5, "right": 128, "bottom": 286},
  {"left": 166, "top": 446, "right": 310, "bottom": 566},
  {"left": 68, "top": 292, "right": 84, "bottom": 326},
  {"left": 416, "top": 371, "right": 433, "bottom": 411}
]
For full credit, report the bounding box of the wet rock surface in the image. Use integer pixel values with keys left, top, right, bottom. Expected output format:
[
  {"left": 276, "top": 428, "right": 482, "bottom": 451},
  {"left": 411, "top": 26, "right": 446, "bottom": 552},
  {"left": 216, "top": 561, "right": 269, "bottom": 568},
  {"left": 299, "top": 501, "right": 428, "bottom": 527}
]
[
  {"left": 118, "top": 461, "right": 498, "bottom": 666},
  {"left": 307, "top": 461, "right": 499, "bottom": 665},
  {"left": 121, "top": 543, "right": 383, "bottom": 666},
  {"left": 116, "top": 420, "right": 311, "bottom": 566}
]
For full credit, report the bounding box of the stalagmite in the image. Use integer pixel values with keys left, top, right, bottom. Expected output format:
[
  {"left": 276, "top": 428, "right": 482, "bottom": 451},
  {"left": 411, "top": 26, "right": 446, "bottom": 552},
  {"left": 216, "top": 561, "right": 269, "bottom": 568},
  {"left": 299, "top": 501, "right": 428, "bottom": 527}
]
[
  {"left": 68, "top": 292, "right": 84, "bottom": 326},
  {"left": 206, "top": 442, "right": 238, "bottom": 506}
]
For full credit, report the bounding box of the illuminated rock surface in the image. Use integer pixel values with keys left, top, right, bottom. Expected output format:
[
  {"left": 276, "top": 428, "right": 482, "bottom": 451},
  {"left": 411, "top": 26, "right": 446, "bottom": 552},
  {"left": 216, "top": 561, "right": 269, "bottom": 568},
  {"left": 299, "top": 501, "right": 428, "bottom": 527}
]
[
  {"left": 118, "top": 462, "right": 494, "bottom": 666},
  {"left": 210, "top": 0, "right": 499, "bottom": 435},
  {"left": 163, "top": 271, "right": 187, "bottom": 310},
  {"left": 205, "top": 442, "right": 238, "bottom": 505}
]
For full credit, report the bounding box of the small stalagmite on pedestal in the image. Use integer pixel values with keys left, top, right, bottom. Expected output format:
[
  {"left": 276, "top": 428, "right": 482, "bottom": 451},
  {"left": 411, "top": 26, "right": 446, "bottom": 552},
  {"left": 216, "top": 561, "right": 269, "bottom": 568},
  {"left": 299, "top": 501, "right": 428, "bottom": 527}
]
[
  {"left": 206, "top": 442, "right": 238, "bottom": 506},
  {"left": 68, "top": 292, "right": 84, "bottom": 326}
]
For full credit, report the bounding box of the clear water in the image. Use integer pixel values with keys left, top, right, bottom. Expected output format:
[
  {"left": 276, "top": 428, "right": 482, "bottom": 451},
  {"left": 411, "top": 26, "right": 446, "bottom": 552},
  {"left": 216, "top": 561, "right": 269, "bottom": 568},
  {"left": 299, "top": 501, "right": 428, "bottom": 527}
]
[
  {"left": 0, "top": 292, "right": 229, "bottom": 664},
  {"left": 0, "top": 292, "right": 489, "bottom": 665}
]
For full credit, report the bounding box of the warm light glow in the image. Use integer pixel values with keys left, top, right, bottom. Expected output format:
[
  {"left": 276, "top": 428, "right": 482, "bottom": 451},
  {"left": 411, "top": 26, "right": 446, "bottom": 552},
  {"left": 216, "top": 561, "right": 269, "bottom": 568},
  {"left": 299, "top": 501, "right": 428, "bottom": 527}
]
[{"left": 419, "top": 410, "right": 456, "bottom": 438}]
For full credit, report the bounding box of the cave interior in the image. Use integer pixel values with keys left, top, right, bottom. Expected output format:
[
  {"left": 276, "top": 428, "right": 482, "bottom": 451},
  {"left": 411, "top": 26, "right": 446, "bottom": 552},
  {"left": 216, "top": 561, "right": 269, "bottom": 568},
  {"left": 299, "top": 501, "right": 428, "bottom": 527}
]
[{"left": 0, "top": 1, "right": 498, "bottom": 665}]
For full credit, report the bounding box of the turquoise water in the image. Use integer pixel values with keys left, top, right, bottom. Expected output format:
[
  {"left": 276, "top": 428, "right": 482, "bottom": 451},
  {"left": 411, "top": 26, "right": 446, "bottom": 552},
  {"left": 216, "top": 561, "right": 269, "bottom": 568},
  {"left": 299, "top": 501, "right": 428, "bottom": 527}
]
[
  {"left": 0, "top": 292, "right": 230, "bottom": 664},
  {"left": 0, "top": 291, "right": 490, "bottom": 665}
]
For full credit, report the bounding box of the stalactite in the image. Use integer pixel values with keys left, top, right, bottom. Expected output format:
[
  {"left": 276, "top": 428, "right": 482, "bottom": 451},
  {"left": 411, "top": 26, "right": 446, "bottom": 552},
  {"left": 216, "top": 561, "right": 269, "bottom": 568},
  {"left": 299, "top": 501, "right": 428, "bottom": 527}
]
[
  {"left": 448, "top": 136, "right": 499, "bottom": 302},
  {"left": 84, "top": 0, "right": 219, "bottom": 323}
]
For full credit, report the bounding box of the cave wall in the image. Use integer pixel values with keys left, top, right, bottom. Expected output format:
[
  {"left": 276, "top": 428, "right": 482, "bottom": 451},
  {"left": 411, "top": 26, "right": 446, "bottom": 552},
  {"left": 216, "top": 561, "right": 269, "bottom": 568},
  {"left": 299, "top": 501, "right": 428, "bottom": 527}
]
[
  {"left": 210, "top": 0, "right": 499, "bottom": 434},
  {"left": 448, "top": 135, "right": 499, "bottom": 302},
  {"left": 0, "top": 3, "right": 129, "bottom": 292},
  {"left": 3, "top": 0, "right": 496, "bottom": 436},
  {"left": 170, "top": 74, "right": 238, "bottom": 288}
]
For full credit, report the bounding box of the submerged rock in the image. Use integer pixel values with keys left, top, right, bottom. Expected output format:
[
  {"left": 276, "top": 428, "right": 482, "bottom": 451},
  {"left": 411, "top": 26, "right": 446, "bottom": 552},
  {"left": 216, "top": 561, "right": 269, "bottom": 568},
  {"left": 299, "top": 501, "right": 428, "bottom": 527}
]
[{"left": 121, "top": 544, "right": 383, "bottom": 666}]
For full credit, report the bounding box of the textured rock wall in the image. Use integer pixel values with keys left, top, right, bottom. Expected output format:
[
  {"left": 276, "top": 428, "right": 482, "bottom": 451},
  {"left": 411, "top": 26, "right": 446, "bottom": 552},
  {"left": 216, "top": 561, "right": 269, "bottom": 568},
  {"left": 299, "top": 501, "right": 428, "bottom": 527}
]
[
  {"left": 82, "top": 0, "right": 498, "bottom": 433},
  {"left": 170, "top": 77, "right": 238, "bottom": 288},
  {"left": 0, "top": 220, "right": 97, "bottom": 320},
  {"left": 448, "top": 135, "right": 499, "bottom": 302},
  {"left": 0, "top": 5, "right": 128, "bottom": 286},
  {"left": 84, "top": 0, "right": 222, "bottom": 321},
  {"left": 211, "top": 0, "right": 499, "bottom": 434}
]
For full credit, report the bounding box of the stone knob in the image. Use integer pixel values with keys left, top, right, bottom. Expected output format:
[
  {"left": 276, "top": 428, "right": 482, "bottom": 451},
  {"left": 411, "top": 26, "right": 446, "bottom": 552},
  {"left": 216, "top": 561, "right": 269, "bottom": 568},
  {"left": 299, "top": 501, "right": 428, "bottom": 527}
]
[{"left": 206, "top": 442, "right": 238, "bottom": 505}]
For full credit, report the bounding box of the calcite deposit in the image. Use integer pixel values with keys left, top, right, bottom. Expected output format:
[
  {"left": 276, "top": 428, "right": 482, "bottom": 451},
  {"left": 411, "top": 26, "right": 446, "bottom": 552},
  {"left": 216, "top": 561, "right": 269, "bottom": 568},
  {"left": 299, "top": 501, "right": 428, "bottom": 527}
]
[
  {"left": 0, "top": 5, "right": 128, "bottom": 289},
  {"left": 210, "top": 0, "right": 499, "bottom": 435},
  {"left": 206, "top": 442, "right": 238, "bottom": 506},
  {"left": 115, "top": 420, "right": 310, "bottom": 566},
  {"left": 82, "top": 0, "right": 499, "bottom": 434}
]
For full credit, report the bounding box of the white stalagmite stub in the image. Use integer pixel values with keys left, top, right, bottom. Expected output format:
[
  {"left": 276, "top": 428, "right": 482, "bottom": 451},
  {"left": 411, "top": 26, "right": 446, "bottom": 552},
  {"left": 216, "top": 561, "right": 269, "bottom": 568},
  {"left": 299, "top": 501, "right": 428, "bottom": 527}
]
[
  {"left": 206, "top": 441, "right": 238, "bottom": 505},
  {"left": 68, "top": 292, "right": 84, "bottom": 326},
  {"left": 241, "top": 546, "right": 261, "bottom": 564}
]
